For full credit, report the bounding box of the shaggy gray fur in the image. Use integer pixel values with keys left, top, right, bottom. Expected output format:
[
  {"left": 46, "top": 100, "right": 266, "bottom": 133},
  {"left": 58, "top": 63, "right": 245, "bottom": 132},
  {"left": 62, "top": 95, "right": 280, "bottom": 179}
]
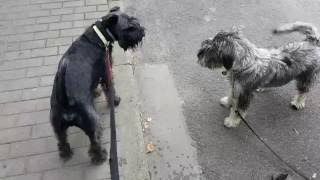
[{"left": 197, "top": 22, "right": 320, "bottom": 128}]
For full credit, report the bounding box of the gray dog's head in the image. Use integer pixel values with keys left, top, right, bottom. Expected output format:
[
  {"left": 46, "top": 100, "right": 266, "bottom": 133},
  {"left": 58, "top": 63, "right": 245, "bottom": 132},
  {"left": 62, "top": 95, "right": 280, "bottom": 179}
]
[
  {"left": 101, "top": 7, "right": 145, "bottom": 50},
  {"left": 197, "top": 31, "right": 241, "bottom": 70}
]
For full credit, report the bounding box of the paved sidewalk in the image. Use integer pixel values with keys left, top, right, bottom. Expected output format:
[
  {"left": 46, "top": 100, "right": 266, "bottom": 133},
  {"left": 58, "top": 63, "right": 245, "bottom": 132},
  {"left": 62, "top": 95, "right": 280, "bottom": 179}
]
[{"left": 0, "top": 0, "right": 148, "bottom": 180}]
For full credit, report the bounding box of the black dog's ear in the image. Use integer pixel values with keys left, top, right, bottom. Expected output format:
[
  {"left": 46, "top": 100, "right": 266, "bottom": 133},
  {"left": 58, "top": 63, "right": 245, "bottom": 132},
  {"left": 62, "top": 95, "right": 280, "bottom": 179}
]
[
  {"left": 102, "top": 14, "right": 118, "bottom": 26},
  {"left": 109, "top": 6, "right": 120, "bottom": 12}
]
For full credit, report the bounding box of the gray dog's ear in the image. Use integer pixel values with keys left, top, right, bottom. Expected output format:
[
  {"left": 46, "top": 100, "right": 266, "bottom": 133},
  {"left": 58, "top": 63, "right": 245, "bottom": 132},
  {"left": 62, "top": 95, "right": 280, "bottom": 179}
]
[
  {"left": 231, "top": 25, "right": 244, "bottom": 36},
  {"left": 220, "top": 42, "right": 235, "bottom": 70},
  {"left": 102, "top": 13, "right": 118, "bottom": 26},
  {"left": 109, "top": 6, "right": 120, "bottom": 12}
]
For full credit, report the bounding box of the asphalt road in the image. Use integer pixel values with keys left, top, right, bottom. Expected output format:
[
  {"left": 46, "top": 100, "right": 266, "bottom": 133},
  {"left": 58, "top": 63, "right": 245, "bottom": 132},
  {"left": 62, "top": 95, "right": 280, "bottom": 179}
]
[{"left": 122, "top": 0, "right": 320, "bottom": 179}]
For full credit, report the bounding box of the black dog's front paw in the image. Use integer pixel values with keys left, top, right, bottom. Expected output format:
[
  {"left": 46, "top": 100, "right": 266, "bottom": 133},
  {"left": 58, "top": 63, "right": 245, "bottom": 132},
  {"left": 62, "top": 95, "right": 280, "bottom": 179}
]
[
  {"left": 94, "top": 86, "right": 103, "bottom": 98},
  {"left": 89, "top": 147, "right": 107, "bottom": 165},
  {"left": 114, "top": 96, "right": 121, "bottom": 106},
  {"left": 58, "top": 143, "right": 73, "bottom": 161}
]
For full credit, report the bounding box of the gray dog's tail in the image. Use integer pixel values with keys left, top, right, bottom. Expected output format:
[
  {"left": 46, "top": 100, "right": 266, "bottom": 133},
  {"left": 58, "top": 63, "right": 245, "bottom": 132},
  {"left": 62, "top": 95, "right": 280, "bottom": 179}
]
[{"left": 273, "top": 21, "right": 319, "bottom": 39}]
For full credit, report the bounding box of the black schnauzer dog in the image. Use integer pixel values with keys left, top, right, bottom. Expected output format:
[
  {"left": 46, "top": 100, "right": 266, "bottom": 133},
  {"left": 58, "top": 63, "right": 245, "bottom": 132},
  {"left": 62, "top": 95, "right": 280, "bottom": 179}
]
[{"left": 50, "top": 7, "right": 144, "bottom": 164}]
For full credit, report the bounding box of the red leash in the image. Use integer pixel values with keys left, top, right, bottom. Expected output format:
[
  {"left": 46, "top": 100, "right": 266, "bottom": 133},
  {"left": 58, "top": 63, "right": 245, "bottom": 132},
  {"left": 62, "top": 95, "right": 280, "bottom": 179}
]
[
  {"left": 104, "top": 47, "right": 120, "bottom": 180},
  {"left": 105, "top": 48, "right": 113, "bottom": 82}
]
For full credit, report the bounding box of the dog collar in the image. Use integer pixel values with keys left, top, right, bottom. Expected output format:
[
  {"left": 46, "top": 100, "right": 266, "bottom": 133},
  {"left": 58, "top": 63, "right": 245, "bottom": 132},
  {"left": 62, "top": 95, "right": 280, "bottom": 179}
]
[
  {"left": 106, "top": 28, "right": 116, "bottom": 42},
  {"left": 93, "top": 25, "right": 108, "bottom": 47}
]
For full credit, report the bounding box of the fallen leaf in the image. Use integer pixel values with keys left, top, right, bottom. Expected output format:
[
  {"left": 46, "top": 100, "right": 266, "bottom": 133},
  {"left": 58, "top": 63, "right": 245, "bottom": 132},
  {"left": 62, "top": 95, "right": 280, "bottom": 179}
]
[
  {"left": 144, "top": 122, "right": 150, "bottom": 129},
  {"left": 146, "top": 143, "right": 155, "bottom": 153},
  {"left": 273, "top": 173, "right": 288, "bottom": 180},
  {"left": 293, "top": 128, "right": 300, "bottom": 135}
]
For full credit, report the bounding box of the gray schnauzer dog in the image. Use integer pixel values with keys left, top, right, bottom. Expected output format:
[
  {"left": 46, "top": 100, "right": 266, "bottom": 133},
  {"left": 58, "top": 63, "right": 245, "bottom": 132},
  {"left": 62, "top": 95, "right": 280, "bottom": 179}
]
[
  {"left": 50, "top": 7, "right": 144, "bottom": 164},
  {"left": 197, "top": 22, "right": 320, "bottom": 128}
]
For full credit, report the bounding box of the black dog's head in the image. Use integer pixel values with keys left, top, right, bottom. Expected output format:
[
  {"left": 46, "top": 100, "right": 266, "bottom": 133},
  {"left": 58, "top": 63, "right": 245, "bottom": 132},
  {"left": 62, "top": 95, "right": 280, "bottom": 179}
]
[
  {"left": 197, "top": 31, "right": 240, "bottom": 70},
  {"left": 101, "top": 7, "right": 145, "bottom": 50}
]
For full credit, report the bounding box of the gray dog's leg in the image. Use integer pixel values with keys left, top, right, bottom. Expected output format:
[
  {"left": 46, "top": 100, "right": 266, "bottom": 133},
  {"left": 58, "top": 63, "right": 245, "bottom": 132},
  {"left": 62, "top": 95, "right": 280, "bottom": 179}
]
[
  {"left": 224, "top": 89, "right": 252, "bottom": 128},
  {"left": 291, "top": 71, "right": 317, "bottom": 110}
]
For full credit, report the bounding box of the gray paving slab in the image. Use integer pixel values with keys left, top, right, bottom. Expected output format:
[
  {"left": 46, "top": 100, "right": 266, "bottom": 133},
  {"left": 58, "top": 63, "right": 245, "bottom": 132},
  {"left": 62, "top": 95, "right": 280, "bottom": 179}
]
[{"left": 0, "top": 0, "right": 147, "bottom": 179}]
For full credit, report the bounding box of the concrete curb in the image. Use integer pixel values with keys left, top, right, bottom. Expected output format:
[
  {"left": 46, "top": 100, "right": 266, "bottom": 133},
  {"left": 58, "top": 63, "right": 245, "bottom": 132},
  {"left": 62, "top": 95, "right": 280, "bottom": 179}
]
[{"left": 113, "top": 46, "right": 150, "bottom": 180}]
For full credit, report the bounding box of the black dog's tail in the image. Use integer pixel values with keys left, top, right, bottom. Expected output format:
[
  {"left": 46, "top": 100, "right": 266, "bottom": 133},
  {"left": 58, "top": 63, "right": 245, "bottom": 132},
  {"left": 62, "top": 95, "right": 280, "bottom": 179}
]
[{"left": 273, "top": 22, "right": 320, "bottom": 40}]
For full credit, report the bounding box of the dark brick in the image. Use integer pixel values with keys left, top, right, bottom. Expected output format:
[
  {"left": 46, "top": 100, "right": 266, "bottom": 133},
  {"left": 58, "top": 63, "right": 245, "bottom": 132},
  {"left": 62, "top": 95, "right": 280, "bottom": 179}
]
[
  {"left": 0, "top": 115, "right": 17, "bottom": 129},
  {"left": 23, "top": 24, "right": 48, "bottom": 33},
  {"left": 73, "top": 19, "right": 92, "bottom": 28},
  {"left": 12, "top": 19, "right": 37, "bottom": 26},
  {"left": 34, "top": 31, "right": 59, "bottom": 40},
  {"left": 58, "top": 45, "right": 69, "bottom": 54},
  {"left": 85, "top": 11, "right": 107, "bottom": 19},
  {"left": 20, "top": 40, "right": 46, "bottom": 50},
  {"left": 30, "top": 0, "right": 60, "bottom": 4},
  {"left": 74, "top": 6, "right": 96, "bottom": 13},
  {"left": 1, "top": 99, "right": 38, "bottom": 115},
  {"left": 43, "top": 55, "right": 61, "bottom": 65},
  {"left": 40, "top": 2, "right": 62, "bottom": 9},
  {"left": 27, "top": 65, "right": 57, "bottom": 77},
  {"left": 49, "top": 21, "right": 72, "bottom": 30},
  {"left": 0, "top": 158, "right": 26, "bottom": 178},
  {"left": 97, "top": 5, "right": 109, "bottom": 11},
  {"left": 40, "top": 75, "right": 55, "bottom": 86},
  {"left": 0, "top": 78, "right": 39, "bottom": 92},
  {"left": 2, "top": 173, "right": 42, "bottom": 180},
  {"left": 4, "top": 50, "right": 32, "bottom": 61},
  {"left": 15, "top": 110, "right": 50, "bottom": 126},
  {"left": 85, "top": 0, "right": 108, "bottom": 5},
  {"left": 35, "top": 97, "right": 50, "bottom": 111},
  {"left": 0, "top": 90, "right": 22, "bottom": 104},
  {"left": 22, "top": 86, "right": 52, "bottom": 100},
  {"left": 28, "top": 10, "right": 50, "bottom": 18},
  {"left": 60, "top": 28, "right": 84, "bottom": 37},
  {"left": 26, "top": 147, "right": 89, "bottom": 173},
  {"left": 0, "top": 126, "right": 31, "bottom": 144},
  {"left": 0, "top": 58, "right": 43, "bottom": 71},
  {"left": 0, "top": 69, "right": 26, "bottom": 81},
  {"left": 0, "top": 144, "right": 10, "bottom": 160},
  {"left": 46, "top": 37, "right": 72, "bottom": 47},
  {"left": 0, "top": 110, "right": 49, "bottom": 130},
  {"left": 36, "top": 16, "right": 60, "bottom": 24},
  {"left": 61, "top": 13, "right": 84, "bottom": 21},
  {"left": 31, "top": 123, "right": 54, "bottom": 138},
  {"left": 6, "top": 42, "right": 20, "bottom": 51},
  {"left": 9, "top": 138, "right": 50, "bottom": 158},
  {"left": 51, "top": 8, "right": 73, "bottom": 15},
  {"left": 63, "top": 1, "right": 85, "bottom": 7},
  {"left": 31, "top": 47, "right": 58, "bottom": 57},
  {"left": 6, "top": 33, "right": 34, "bottom": 42}
]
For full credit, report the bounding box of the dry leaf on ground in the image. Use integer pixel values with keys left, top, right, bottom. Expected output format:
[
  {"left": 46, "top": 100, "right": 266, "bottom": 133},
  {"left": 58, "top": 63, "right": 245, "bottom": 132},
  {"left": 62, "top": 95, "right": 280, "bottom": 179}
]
[{"left": 146, "top": 143, "right": 155, "bottom": 153}]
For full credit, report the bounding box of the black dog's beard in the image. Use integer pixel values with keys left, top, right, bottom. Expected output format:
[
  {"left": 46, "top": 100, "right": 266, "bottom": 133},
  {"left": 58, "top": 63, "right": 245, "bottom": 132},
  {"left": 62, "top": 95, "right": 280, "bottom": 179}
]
[{"left": 118, "top": 29, "right": 145, "bottom": 50}]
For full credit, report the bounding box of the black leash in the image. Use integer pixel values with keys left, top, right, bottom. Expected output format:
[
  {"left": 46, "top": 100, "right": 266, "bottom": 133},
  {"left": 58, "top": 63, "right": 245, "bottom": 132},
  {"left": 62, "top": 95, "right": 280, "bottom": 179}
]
[
  {"left": 104, "top": 45, "right": 120, "bottom": 180},
  {"left": 227, "top": 75, "right": 309, "bottom": 180},
  {"left": 235, "top": 110, "right": 309, "bottom": 180}
]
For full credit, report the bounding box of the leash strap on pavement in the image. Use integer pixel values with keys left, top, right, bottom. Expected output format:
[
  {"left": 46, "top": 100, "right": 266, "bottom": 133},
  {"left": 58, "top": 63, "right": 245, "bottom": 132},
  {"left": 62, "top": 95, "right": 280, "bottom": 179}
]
[
  {"left": 235, "top": 110, "right": 309, "bottom": 180},
  {"left": 230, "top": 77, "right": 309, "bottom": 180},
  {"left": 105, "top": 47, "right": 120, "bottom": 180}
]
